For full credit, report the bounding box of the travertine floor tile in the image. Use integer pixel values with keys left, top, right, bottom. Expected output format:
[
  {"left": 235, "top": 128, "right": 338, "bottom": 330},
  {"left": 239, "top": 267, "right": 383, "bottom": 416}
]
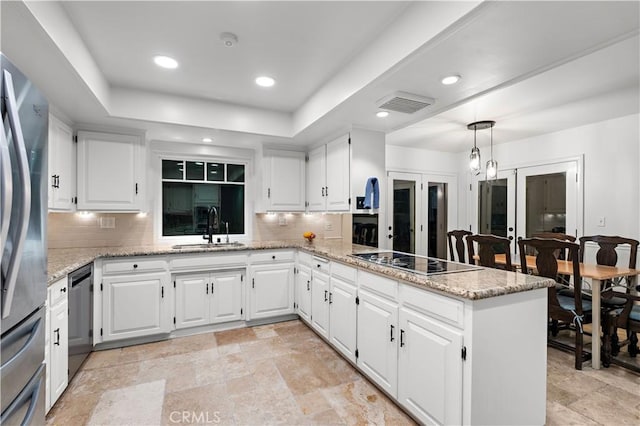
[{"left": 47, "top": 320, "right": 640, "bottom": 426}]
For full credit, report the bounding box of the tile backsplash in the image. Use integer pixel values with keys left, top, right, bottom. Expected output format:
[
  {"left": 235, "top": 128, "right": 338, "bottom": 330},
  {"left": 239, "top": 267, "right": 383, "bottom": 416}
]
[
  {"left": 48, "top": 212, "right": 351, "bottom": 248},
  {"left": 252, "top": 213, "right": 350, "bottom": 242},
  {"left": 48, "top": 212, "right": 154, "bottom": 248}
]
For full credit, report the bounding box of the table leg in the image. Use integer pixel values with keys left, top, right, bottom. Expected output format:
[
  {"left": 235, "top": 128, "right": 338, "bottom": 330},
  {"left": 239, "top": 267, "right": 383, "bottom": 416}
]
[{"left": 592, "top": 279, "right": 601, "bottom": 370}]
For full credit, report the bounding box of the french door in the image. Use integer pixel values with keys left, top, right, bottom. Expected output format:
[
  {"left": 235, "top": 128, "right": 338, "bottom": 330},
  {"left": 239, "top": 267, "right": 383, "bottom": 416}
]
[
  {"left": 471, "top": 159, "right": 582, "bottom": 254},
  {"left": 387, "top": 172, "right": 457, "bottom": 258}
]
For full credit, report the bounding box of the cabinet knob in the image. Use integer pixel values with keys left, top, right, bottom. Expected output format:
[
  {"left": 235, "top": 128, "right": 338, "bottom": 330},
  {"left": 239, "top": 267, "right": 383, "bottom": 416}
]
[
  {"left": 60, "top": 287, "right": 66, "bottom": 293},
  {"left": 272, "top": 255, "right": 276, "bottom": 260},
  {"left": 133, "top": 264, "right": 138, "bottom": 269}
]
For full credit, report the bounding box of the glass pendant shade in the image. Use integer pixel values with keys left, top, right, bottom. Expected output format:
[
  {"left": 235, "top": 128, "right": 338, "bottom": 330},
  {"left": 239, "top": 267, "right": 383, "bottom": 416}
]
[
  {"left": 486, "top": 159, "right": 498, "bottom": 179},
  {"left": 469, "top": 147, "right": 481, "bottom": 172}
]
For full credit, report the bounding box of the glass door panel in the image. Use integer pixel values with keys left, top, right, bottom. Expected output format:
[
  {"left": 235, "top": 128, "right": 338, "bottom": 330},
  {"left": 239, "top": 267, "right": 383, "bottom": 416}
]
[
  {"left": 427, "top": 183, "right": 448, "bottom": 258},
  {"left": 516, "top": 161, "right": 578, "bottom": 241},
  {"left": 387, "top": 172, "right": 421, "bottom": 253},
  {"left": 472, "top": 169, "right": 516, "bottom": 243}
]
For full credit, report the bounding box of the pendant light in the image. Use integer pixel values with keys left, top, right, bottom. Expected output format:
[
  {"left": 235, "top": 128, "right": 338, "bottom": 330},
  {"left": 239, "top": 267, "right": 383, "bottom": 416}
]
[
  {"left": 467, "top": 120, "right": 497, "bottom": 179},
  {"left": 468, "top": 123, "right": 481, "bottom": 175}
]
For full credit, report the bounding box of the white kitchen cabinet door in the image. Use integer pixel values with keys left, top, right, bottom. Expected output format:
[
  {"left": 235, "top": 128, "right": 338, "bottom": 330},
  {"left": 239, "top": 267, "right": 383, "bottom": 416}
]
[
  {"left": 77, "top": 131, "right": 142, "bottom": 211},
  {"left": 264, "top": 150, "right": 306, "bottom": 211},
  {"left": 175, "top": 274, "right": 210, "bottom": 329},
  {"left": 357, "top": 289, "right": 399, "bottom": 397},
  {"left": 295, "top": 265, "right": 312, "bottom": 323},
  {"left": 398, "top": 306, "right": 463, "bottom": 426},
  {"left": 210, "top": 270, "right": 244, "bottom": 323},
  {"left": 102, "top": 272, "right": 170, "bottom": 341},
  {"left": 307, "top": 145, "right": 326, "bottom": 211},
  {"left": 249, "top": 263, "right": 294, "bottom": 320},
  {"left": 325, "top": 135, "right": 350, "bottom": 211},
  {"left": 48, "top": 115, "right": 76, "bottom": 211},
  {"left": 310, "top": 269, "right": 330, "bottom": 338},
  {"left": 329, "top": 276, "right": 357, "bottom": 363},
  {"left": 49, "top": 297, "right": 68, "bottom": 406}
]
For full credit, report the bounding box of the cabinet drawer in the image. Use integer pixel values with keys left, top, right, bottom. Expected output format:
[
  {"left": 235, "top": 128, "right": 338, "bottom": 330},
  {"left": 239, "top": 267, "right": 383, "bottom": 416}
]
[
  {"left": 48, "top": 277, "right": 68, "bottom": 307},
  {"left": 358, "top": 270, "right": 397, "bottom": 300},
  {"left": 331, "top": 261, "right": 356, "bottom": 282},
  {"left": 170, "top": 253, "right": 248, "bottom": 271},
  {"left": 102, "top": 257, "right": 168, "bottom": 275},
  {"left": 297, "top": 251, "right": 314, "bottom": 266},
  {"left": 399, "top": 283, "right": 464, "bottom": 328},
  {"left": 309, "top": 256, "right": 330, "bottom": 274},
  {"left": 250, "top": 250, "right": 295, "bottom": 264}
]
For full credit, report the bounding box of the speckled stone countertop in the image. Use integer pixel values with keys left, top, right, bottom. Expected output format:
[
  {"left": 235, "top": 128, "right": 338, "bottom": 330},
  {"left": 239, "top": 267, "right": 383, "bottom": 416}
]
[{"left": 48, "top": 240, "right": 553, "bottom": 300}]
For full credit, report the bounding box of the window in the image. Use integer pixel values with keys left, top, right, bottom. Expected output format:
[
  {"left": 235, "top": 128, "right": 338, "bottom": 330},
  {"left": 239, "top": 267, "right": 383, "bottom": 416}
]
[{"left": 162, "top": 159, "right": 245, "bottom": 236}]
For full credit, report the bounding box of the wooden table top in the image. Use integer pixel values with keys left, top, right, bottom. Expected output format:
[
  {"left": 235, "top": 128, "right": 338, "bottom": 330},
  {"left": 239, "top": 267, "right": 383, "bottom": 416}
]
[{"left": 494, "top": 254, "right": 639, "bottom": 280}]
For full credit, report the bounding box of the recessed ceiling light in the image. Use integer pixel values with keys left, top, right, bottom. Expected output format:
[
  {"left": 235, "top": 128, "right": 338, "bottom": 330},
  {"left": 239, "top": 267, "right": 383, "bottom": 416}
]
[
  {"left": 441, "top": 75, "right": 461, "bottom": 85},
  {"left": 255, "top": 76, "right": 275, "bottom": 87},
  {"left": 153, "top": 55, "right": 178, "bottom": 69},
  {"left": 202, "top": 137, "right": 212, "bottom": 143},
  {"left": 376, "top": 111, "right": 390, "bottom": 118}
]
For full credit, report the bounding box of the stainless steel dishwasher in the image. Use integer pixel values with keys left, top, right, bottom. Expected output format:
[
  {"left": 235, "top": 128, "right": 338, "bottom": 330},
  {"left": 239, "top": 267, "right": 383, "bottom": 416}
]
[{"left": 67, "top": 264, "right": 93, "bottom": 380}]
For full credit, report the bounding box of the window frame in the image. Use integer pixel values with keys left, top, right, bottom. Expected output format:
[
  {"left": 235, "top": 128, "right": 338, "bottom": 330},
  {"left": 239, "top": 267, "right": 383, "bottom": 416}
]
[{"left": 152, "top": 149, "right": 253, "bottom": 245}]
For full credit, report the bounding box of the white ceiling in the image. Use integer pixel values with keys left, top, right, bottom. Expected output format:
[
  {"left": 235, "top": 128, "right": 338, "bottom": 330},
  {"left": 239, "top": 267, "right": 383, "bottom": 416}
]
[{"left": 1, "top": 1, "right": 638, "bottom": 151}]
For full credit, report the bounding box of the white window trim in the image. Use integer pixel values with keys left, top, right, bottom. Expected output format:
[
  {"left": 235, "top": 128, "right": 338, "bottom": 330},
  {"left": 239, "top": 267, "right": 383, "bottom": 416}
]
[{"left": 150, "top": 143, "right": 254, "bottom": 245}]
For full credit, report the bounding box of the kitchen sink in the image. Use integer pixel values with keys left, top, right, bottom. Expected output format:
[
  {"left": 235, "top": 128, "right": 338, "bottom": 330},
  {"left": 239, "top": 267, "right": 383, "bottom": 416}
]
[{"left": 171, "top": 242, "right": 245, "bottom": 249}]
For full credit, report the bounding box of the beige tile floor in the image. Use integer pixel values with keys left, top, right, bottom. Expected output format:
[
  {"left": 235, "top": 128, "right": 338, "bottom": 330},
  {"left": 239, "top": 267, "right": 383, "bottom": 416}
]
[{"left": 46, "top": 320, "right": 640, "bottom": 426}]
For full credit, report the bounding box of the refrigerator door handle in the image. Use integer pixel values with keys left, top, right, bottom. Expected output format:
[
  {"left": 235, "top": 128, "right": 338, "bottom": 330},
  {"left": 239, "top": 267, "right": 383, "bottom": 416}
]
[
  {"left": 0, "top": 364, "right": 44, "bottom": 425},
  {"left": 0, "top": 128, "right": 13, "bottom": 257},
  {"left": 1, "top": 69, "right": 32, "bottom": 319},
  {"left": 0, "top": 317, "right": 42, "bottom": 373}
]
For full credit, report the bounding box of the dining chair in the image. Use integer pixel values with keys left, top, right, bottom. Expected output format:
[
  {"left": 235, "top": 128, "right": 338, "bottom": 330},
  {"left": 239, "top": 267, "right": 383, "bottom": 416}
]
[
  {"left": 518, "top": 237, "right": 592, "bottom": 370},
  {"left": 580, "top": 235, "right": 640, "bottom": 357},
  {"left": 601, "top": 288, "right": 640, "bottom": 368},
  {"left": 447, "top": 230, "right": 472, "bottom": 263},
  {"left": 532, "top": 232, "right": 576, "bottom": 260},
  {"left": 466, "top": 234, "right": 513, "bottom": 271}
]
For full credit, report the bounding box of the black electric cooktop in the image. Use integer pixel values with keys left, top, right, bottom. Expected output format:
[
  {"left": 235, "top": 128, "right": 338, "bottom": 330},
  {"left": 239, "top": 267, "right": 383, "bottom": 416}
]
[{"left": 351, "top": 251, "right": 480, "bottom": 276}]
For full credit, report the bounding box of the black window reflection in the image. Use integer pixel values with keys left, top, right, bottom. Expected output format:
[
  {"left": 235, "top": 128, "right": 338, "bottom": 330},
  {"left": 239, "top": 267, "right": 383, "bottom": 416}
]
[
  {"left": 162, "top": 160, "right": 183, "bottom": 180},
  {"left": 162, "top": 182, "right": 244, "bottom": 236},
  {"left": 207, "top": 163, "right": 224, "bottom": 181},
  {"left": 186, "top": 161, "right": 205, "bottom": 180},
  {"left": 227, "top": 164, "right": 245, "bottom": 182}
]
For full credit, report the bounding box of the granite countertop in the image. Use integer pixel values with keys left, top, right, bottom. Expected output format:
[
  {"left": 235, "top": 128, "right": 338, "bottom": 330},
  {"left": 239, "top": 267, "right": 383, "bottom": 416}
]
[{"left": 48, "top": 240, "right": 553, "bottom": 300}]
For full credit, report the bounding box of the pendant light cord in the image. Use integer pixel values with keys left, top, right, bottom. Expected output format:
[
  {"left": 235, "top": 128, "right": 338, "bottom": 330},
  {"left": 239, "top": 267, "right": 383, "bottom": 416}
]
[{"left": 490, "top": 125, "right": 493, "bottom": 159}]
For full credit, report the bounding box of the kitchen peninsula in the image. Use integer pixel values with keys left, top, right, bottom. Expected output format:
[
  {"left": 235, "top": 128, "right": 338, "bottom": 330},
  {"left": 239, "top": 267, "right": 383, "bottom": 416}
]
[{"left": 48, "top": 241, "right": 552, "bottom": 425}]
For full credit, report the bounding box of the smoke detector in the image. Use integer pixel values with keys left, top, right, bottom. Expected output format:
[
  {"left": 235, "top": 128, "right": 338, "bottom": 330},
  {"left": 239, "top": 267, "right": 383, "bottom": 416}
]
[
  {"left": 376, "top": 91, "right": 435, "bottom": 114},
  {"left": 220, "top": 32, "right": 238, "bottom": 47}
]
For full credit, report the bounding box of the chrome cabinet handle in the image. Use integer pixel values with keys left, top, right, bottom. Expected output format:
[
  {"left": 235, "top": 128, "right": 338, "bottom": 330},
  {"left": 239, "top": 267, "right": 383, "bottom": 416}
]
[
  {"left": 0, "top": 128, "right": 12, "bottom": 258},
  {"left": 54, "top": 328, "right": 60, "bottom": 346},
  {"left": 1, "top": 70, "right": 32, "bottom": 320}
]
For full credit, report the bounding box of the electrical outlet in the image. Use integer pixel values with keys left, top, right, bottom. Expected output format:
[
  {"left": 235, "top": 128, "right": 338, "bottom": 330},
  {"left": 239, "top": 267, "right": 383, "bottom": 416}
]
[
  {"left": 597, "top": 216, "right": 606, "bottom": 227},
  {"left": 100, "top": 217, "right": 115, "bottom": 229},
  {"left": 325, "top": 221, "right": 333, "bottom": 231},
  {"left": 278, "top": 215, "right": 287, "bottom": 226}
]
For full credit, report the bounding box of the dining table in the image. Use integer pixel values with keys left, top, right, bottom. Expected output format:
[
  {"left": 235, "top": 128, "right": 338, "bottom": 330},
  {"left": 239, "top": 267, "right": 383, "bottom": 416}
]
[{"left": 493, "top": 253, "right": 639, "bottom": 370}]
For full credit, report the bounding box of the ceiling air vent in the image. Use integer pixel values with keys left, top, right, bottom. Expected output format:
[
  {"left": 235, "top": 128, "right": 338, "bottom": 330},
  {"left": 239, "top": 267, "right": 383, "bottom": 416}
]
[{"left": 376, "top": 91, "right": 435, "bottom": 114}]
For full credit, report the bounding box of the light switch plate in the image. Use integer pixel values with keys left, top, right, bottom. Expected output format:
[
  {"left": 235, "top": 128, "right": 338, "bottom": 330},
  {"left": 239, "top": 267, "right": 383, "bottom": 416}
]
[
  {"left": 597, "top": 216, "right": 606, "bottom": 227},
  {"left": 100, "top": 217, "right": 116, "bottom": 229}
]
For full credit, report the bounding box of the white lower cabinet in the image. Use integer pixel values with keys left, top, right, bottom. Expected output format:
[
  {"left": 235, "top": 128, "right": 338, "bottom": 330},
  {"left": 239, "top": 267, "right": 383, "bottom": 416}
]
[
  {"left": 102, "top": 272, "right": 171, "bottom": 341},
  {"left": 175, "top": 270, "right": 244, "bottom": 329},
  {"left": 310, "top": 269, "right": 330, "bottom": 338},
  {"left": 248, "top": 263, "right": 295, "bottom": 320},
  {"left": 47, "top": 277, "right": 68, "bottom": 411},
  {"left": 295, "top": 264, "right": 312, "bottom": 322},
  {"left": 398, "top": 306, "right": 463, "bottom": 425},
  {"left": 328, "top": 275, "right": 357, "bottom": 363},
  {"left": 356, "top": 288, "right": 398, "bottom": 397}
]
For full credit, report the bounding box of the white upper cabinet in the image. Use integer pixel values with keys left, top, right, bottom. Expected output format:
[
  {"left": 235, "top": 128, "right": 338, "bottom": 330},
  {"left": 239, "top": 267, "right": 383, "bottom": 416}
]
[
  {"left": 306, "top": 145, "right": 326, "bottom": 211},
  {"left": 263, "top": 150, "right": 306, "bottom": 211},
  {"left": 325, "top": 136, "right": 350, "bottom": 211},
  {"left": 307, "top": 134, "right": 350, "bottom": 212},
  {"left": 76, "top": 131, "right": 143, "bottom": 211},
  {"left": 48, "top": 115, "right": 76, "bottom": 211},
  {"left": 307, "top": 130, "right": 385, "bottom": 213}
]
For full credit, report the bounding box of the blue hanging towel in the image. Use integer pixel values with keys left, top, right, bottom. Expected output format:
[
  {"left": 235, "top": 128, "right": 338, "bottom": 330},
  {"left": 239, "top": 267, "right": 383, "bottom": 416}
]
[{"left": 363, "top": 177, "right": 379, "bottom": 209}]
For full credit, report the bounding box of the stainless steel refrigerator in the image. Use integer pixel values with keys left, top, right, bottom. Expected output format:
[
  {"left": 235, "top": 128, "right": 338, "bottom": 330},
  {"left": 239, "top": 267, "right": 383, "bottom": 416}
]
[{"left": 1, "top": 53, "right": 48, "bottom": 426}]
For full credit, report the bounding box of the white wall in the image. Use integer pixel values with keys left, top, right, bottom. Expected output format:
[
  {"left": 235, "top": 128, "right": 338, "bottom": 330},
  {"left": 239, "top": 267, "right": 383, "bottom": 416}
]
[{"left": 458, "top": 113, "right": 640, "bottom": 241}]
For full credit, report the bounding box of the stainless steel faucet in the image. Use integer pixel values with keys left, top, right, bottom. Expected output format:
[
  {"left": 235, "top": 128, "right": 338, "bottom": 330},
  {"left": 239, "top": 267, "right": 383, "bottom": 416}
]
[
  {"left": 203, "top": 206, "right": 218, "bottom": 243},
  {"left": 225, "top": 222, "right": 230, "bottom": 243}
]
